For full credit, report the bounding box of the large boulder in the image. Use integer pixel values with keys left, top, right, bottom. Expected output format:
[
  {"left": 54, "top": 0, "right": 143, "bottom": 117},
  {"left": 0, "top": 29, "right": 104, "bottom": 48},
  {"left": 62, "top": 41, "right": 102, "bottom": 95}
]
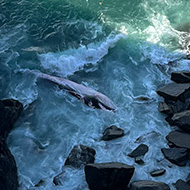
[
  {"left": 161, "top": 147, "right": 188, "bottom": 166},
  {"left": 0, "top": 99, "right": 23, "bottom": 190},
  {"left": 156, "top": 83, "right": 190, "bottom": 101},
  {"left": 85, "top": 162, "right": 135, "bottom": 190},
  {"left": 166, "top": 131, "right": 190, "bottom": 149},
  {"left": 128, "top": 144, "right": 149, "bottom": 158},
  {"left": 171, "top": 71, "right": 190, "bottom": 83},
  {"left": 169, "top": 110, "right": 190, "bottom": 132},
  {"left": 130, "top": 180, "right": 170, "bottom": 190},
  {"left": 64, "top": 145, "right": 96, "bottom": 168},
  {"left": 0, "top": 140, "right": 18, "bottom": 190},
  {"left": 174, "top": 179, "right": 190, "bottom": 190},
  {"left": 101, "top": 125, "right": 124, "bottom": 141},
  {"left": 0, "top": 99, "right": 23, "bottom": 139}
]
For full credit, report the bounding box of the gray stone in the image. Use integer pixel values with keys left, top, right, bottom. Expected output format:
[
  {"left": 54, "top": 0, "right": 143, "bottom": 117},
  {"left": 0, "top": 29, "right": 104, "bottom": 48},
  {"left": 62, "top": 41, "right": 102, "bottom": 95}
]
[
  {"left": 64, "top": 145, "right": 96, "bottom": 168},
  {"left": 161, "top": 147, "right": 188, "bottom": 166},
  {"left": 130, "top": 180, "right": 170, "bottom": 190},
  {"left": 150, "top": 169, "right": 166, "bottom": 177},
  {"left": 174, "top": 179, "right": 190, "bottom": 190},
  {"left": 128, "top": 144, "right": 149, "bottom": 158},
  {"left": 166, "top": 131, "right": 190, "bottom": 149},
  {"left": 171, "top": 71, "right": 190, "bottom": 83},
  {"left": 170, "top": 110, "right": 190, "bottom": 132},
  {"left": 102, "top": 125, "right": 124, "bottom": 141},
  {"left": 85, "top": 162, "right": 135, "bottom": 190},
  {"left": 156, "top": 83, "right": 190, "bottom": 101}
]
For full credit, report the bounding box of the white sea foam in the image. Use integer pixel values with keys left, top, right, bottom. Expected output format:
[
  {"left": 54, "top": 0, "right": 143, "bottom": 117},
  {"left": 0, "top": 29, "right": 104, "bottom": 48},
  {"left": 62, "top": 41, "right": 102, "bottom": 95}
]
[{"left": 39, "top": 33, "right": 126, "bottom": 77}]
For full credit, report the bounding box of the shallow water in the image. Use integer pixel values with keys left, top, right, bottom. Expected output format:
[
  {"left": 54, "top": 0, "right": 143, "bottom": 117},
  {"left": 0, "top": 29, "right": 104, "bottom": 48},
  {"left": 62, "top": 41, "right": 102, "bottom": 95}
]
[{"left": 0, "top": 0, "right": 190, "bottom": 189}]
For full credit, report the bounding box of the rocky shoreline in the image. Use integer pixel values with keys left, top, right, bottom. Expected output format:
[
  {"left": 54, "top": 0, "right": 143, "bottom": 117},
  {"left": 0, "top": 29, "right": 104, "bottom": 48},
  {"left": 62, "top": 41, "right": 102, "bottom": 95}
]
[
  {"left": 0, "top": 99, "right": 23, "bottom": 190},
  {"left": 1, "top": 71, "right": 190, "bottom": 190}
]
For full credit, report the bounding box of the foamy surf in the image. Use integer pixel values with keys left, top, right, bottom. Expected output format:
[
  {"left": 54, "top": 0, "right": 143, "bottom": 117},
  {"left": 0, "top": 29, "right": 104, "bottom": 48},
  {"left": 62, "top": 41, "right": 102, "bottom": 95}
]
[{"left": 39, "top": 33, "right": 126, "bottom": 77}]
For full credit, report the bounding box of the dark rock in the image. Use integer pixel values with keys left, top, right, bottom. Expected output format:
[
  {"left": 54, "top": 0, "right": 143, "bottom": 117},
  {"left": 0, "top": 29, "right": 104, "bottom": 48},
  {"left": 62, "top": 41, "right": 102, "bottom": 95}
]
[
  {"left": 171, "top": 71, "right": 190, "bottom": 83},
  {"left": 186, "top": 173, "right": 190, "bottom": 186},
  {"left": 53, "top": 172, "right": 65, "bottom": 186},
  {"left": 134, "top": 157, "right": 145, "bottom": 165},
  {"left": 128, "top": 144, "right": 149, "bottom": 158},
  {"left": 166, "top": 131, "right": 190, "bottom": 149},
  {"left": 0, "top": 99, "right": 23, "bottom": 190},
  {"left": 102, "top": 125, "right": 124, "bottom": 141},
  {"left": 161, "top": 147, "right": 188, "bottom": 166},
  {"left": 35, "top": 179, "right": 45, "bottom": 187},
  {"left": 158, "top": 102, "right": 173, "bottom": 115},
  {"left": 150, "top": 169, "right": 166, "bottom": 177},
  {"left": 174, "top": 179, "right": 190, "bottom": 190},
  {"left": 156, "top": 83, "right": 190, "bottom": 101},
  {"left": 169, "top": 110, "right": 190, "bottom": 132},
  {"left": 130, "top": 180, "right": 170, "bottom": 190},
  {"left": 64, "top": 145, "right": 96, "bottom": 168},
  {"left": 0, "top": 140, "right": 18, "bottom": 190},
  {"left": 85, "top": 162, "right": 135, "bottom": 190},
  {"left": 0, "top": 99, "right": 23, "bottom": 139}
]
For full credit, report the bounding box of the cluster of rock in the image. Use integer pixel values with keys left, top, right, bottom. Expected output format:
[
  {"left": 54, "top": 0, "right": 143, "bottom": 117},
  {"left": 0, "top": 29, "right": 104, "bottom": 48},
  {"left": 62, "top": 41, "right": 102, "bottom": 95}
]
[
  {"left": 157, "top": 70, "right": 190, "bottom": 189},
  {"left": 0, "top": 99, "right": 23, "bottom": 190},
  {"left": 52, "top": 125, "right": 170, "bottom": 190}
]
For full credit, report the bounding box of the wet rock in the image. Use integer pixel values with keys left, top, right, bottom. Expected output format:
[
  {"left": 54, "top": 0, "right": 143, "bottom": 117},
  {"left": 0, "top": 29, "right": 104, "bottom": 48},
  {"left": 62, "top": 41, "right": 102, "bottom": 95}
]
[
  {"left": 158, "top": 102, "right": 173, "bottom": 115},
  {"left": 169, "top": 110, "right": 190, "bottom": 132},
  {"left": 171, "top": 71, "right": 190, "bottom": 83},
  {"left": 0, "top": 140, "right": 18, "bottom": 190},
  {"left": 156, "top": 82, "right": 190, "bottom": 101},
  {"left": 174, "top": 179, "right": 190, "bottom": 190},
  {"left": 128, "top": 144, "right": 149, "bottom": 158},
  {"left": 134, "top": 157, "right": 145, "bottom": 165},
  {"left": 35, "top": 179, "right": 45, "bottom": 187},
  {"left": 102, "top": 125, "right": 124, "bottom": 141},
  {"left": 0, "top": 99, "right": 23, "bottom": 190},
  {"left": 53, "top": 172, "right": 65, "bottom": 186},
  {"left": 130, "top": 180, "right": 170, "bottom": 190},
  {"left": 186, "top": 173, "right": 190, "bottom": 186},
  {"left": 150, "top": 169, "right": 166, "bottom": 177},
  {"left": 166, "top": 131, "right": 190, "bottom": 149},
  {"left": 85, "top": 162, "right": 135, "bottom": 190},
  {"left": 0, "top": 99, "right": 23, "bottom": 139},
  {"left": 161, "top": 147, "right": 188, "bottom": 166},
  {"left": 64, "top": 145, "right": 96, "bottom": 168}
]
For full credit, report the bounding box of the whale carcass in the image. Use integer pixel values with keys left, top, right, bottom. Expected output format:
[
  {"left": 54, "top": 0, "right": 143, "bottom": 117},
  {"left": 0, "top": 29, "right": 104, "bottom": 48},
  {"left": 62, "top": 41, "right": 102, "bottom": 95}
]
[{"left": 35, "top": 72, "right": 116, "bottom": 111}]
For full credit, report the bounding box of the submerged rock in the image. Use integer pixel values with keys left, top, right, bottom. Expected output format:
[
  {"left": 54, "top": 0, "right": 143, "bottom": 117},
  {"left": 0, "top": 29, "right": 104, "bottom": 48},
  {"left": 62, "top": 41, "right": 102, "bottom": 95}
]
[
  {"left": 0, "top": 99, "right": 23, "bottom": 139},
  {"left": 158, "top": 102, "right": 173, "bottom": 115},
  {"left": 171, "top": 71, "right": 190, "bottom": 83},
  {"left": 156, "top": 83, "right": 190, "bottom": 101},
  {"left": 161, "top": 147, "right": 188, "bottom": 166},
  {"left": 174, "top": 179, "right": 190, "bottom": 190},
  {"left": 102, "top": 125, "right": 124, "bottom": 141},
  {"left": 130, "top": 180, "right": 170, "bottom": 190},
  {"left": 128, "top": 144, "right": 149, "bottom": 158},
  {"left": 150, "top": 169, "right": 166, "bottom": 177},
  {"left": 134, "top": 157, "right": 145, "bottom": 165},
  {"left": 64, "top": 145, "right": 96, "bottom": 168},
  {"left": 169, "top": 110, "right": 190, "bottom": 132},
  {"left": 53, "top": 172, "right": 65, "bottom": 186},
  {"left": 166, "top": 131, "right": 190, "bottom": 149},
  {"left": 85, "top": 162, "right": 135, "bottom": 190}
]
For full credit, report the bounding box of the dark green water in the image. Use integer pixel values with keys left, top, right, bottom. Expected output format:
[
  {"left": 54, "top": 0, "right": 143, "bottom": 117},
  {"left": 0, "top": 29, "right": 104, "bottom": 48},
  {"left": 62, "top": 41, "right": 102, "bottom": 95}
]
[{"left": 0, "top": 0, "right": 190, "bottom": 189}]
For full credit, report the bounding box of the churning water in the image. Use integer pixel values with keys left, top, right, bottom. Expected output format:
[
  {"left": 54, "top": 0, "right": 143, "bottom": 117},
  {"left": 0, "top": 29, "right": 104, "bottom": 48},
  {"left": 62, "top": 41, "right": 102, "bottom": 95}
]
[{"left": 1, "top": 0, "right": 190, "bottom": 189}]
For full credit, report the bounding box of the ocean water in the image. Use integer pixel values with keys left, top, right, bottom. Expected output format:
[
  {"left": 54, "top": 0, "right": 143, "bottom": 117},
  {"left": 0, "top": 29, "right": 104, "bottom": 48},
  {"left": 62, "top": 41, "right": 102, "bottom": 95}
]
[{"left": 1, "top": 0, "right": 190, "bottom": 189}]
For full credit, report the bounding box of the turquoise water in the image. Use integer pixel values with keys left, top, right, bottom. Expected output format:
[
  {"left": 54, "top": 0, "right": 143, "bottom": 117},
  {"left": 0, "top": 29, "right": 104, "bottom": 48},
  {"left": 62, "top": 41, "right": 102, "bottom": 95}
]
[{"left": 1, "top": 0, "right": 190, "bottom": 189}]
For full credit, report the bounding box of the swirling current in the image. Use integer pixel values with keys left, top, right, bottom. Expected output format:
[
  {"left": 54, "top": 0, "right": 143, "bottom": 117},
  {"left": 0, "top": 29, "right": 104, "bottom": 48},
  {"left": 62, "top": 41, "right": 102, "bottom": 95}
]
[{"left": 0, "top": 0, "right": 190, "bottom": 189}]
